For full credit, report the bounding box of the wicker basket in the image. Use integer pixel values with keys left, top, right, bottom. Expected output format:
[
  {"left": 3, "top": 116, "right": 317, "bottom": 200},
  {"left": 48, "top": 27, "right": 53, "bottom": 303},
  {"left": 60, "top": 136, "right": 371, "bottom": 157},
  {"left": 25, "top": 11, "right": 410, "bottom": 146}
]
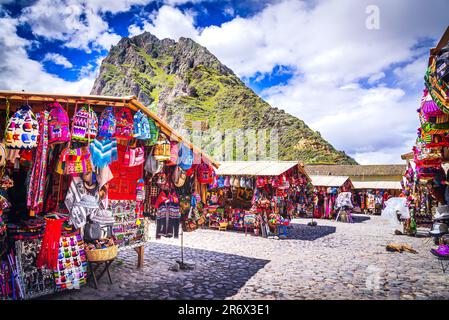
[{"left": 85, "top": 245, "right": 118, "bottom": 262}]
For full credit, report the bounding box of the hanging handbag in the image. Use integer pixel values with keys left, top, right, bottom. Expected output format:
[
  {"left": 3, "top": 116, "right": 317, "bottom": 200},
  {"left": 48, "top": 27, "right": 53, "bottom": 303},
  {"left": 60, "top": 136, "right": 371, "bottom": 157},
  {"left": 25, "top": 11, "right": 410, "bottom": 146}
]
[
  {"left": 173, "top": 166, "right": 187, "bottom": 188},
  {"left": 48, "top": 102, "right": 71, "bottom": 144},
  {"left": 233, "top": 176, "right": 240, "bottom": 188},
  {"left": 177, "top": 143, "right": 193, "bottom": 170},
  {"left": 167, "top": 140, "right": 179, "bottom": 166},
  {"left": 144, "top": 147, "right": 164, "bottom": 175},
  {"left": 224, "top": 176, "right": 231, "bottom": 187},
  {"left": 56, "top": 146, "right": 93, "bottom": 175},
  {"left": 124, "top": 145, "right": 145, "bottom": 167},
  {"left": 84, "top": 221, "right": 102, "bottom": 241},
  {"left": 239, "top": 177, "right": 246, "bottom": 189},
  {"left": 153, "top": 135, "right": 171, "bottom": 161}
]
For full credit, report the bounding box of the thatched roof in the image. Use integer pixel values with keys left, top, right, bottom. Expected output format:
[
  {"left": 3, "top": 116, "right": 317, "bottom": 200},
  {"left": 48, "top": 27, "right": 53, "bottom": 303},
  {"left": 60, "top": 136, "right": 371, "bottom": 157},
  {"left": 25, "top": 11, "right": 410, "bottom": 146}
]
[{"left": 304, "top": 164, "right": 406, "bottom": 177}]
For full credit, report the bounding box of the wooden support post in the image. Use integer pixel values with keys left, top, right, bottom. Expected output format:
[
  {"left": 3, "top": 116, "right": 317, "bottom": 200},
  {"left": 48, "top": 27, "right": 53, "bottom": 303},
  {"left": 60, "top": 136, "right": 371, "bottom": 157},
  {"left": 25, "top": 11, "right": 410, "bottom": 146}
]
[{"left": 134, "top": 245, "right": 144, "bottom": 269}]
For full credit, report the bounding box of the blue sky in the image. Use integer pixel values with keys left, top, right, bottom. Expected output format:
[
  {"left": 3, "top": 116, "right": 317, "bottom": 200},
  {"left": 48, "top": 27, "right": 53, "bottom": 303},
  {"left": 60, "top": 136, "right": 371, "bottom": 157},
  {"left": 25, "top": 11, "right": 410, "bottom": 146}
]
[{"left": 0, "top": 0, "right": 448, "bottom": 164}]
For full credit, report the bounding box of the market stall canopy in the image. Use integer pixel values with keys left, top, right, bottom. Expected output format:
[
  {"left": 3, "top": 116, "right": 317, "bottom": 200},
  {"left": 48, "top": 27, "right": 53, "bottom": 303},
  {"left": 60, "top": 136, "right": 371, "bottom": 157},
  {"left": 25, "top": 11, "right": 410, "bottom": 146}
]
[
  {"left": 216, "top": 161, "right": 309, "bottom": 179},
  {"left": 309, "top": 175, "right": 352, "bottom": 188},
  {"left": 352, "top": 181, "right": 402, "bottom": 190},
  {"left": 401, "top": 152, "right": 414, "bottom": 161},
  {"left": 0, "top": 90, "right": 219, "bottom": 168}
]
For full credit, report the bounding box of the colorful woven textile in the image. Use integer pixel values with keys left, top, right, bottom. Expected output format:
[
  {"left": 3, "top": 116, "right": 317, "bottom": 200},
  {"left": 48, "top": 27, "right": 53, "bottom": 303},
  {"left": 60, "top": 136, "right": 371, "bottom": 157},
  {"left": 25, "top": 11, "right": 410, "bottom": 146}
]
[
  {"left": 71, "top": 106, "right": 98, "bottom": 142},
  {"left": 36, "top": 218, "right": 65, "bottom": 270},
  {"left": 89, "top": 138, "right": 118, "bottom": 169},
  {"left": 27, "top": 111, "right": 50, "bottom": 213},
  {"left": 53, "top": 233, "right": 87, "bottom": 291}
]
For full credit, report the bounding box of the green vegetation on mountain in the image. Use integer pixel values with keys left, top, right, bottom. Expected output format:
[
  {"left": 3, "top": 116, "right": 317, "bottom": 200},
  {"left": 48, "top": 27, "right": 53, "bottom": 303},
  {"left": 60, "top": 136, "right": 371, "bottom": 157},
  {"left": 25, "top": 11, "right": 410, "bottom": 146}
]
[{"left": 91, "top": 32, "right": 356, "bottom": 164}]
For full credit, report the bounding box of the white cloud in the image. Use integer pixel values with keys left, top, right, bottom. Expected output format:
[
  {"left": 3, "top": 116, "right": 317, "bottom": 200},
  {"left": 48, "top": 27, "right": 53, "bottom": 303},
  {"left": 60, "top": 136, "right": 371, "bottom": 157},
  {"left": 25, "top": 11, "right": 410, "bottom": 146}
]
[
  {"left": 128, "top": 5, "right": 198, "bottom": 40},
  {"left": 19, "top": 0, "right": 148, "bottom": 51},
  {"left": 0, "top": 16, "right": 94, "bottom": 94},
  {"left": 367, "top": 72, "right": 385, "bottom": 85},
  {"left": 126, "top": 0, "right": 448, "bottom": 164},
  {"left": 43, "top": 52, "right": 73, "bottom": 68},
  {"left": 95, "top": 32, "right": 122, "bottom": 50}
]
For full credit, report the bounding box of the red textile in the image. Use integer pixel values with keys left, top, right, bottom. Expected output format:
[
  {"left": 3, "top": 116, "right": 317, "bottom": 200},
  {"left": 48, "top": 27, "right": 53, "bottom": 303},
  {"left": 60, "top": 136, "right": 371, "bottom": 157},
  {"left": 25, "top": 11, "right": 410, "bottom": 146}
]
[
  {"left": 108, "top": 143, "right": 143, "bottom": 200},
  {"left": 36, "top": 218, "right": 64, "bottom": 270}
]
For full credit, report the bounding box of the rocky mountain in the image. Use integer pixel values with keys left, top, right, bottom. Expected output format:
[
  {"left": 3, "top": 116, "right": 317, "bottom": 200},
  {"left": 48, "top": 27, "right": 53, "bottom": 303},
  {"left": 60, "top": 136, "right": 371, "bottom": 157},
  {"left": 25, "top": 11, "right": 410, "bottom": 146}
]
[{"left": 91, "top": 32, "right": 357, "bottom": 164}]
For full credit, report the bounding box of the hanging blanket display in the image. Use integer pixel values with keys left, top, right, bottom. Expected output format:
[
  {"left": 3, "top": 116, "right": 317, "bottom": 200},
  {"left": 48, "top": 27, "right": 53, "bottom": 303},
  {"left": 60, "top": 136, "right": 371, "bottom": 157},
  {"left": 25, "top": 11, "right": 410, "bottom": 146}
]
[
  {"left": 53, "top": 233, "right": 87, "bottom": 291},
  {"left": 27, "top": 111, "right": 50, "bottom": 214},
  {"left": 110, "top": 200, "right": 144, "bottom": 247},
  {"left": 15, "top": 239, "right": 55, "bottom": 299}
]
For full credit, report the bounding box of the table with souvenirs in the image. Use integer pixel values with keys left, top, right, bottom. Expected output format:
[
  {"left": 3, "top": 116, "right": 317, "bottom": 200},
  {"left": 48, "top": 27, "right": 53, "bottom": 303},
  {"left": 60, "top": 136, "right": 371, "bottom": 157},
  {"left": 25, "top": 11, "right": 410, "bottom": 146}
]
[
  {"left": 0, "top": 95, "right": 215, "bottom": 299},
  {"left": 204, "top": 170, "right": 312, "bottom": 238}
]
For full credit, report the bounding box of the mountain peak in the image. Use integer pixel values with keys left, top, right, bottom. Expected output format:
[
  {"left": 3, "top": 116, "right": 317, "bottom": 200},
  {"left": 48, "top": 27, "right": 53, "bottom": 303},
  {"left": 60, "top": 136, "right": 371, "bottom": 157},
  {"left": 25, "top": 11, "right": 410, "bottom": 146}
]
[{"left": 91, "top": 33, "right": 356, "bottom": 164}]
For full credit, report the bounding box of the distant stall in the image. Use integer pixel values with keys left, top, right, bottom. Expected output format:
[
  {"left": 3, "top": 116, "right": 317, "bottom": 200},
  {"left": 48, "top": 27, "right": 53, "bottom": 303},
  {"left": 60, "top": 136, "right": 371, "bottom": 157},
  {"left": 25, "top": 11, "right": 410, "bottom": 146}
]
[
  {"left": 309, "top": 175, "right": 353, "bottom": 219},
  {"left": 352, "top": 181, "right": 402, "bottom": 214},
  {"left": 206, "top": 161, "right": 312, "bottom": 237}
]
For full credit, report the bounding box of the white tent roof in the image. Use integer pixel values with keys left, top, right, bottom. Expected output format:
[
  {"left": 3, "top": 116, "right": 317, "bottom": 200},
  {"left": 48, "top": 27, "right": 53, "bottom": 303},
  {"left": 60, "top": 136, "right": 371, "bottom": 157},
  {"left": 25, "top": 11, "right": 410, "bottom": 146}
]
[
  {"left": 352, "top": 181, "right": 402, "bottom": 190},
  {"left": 216, "top": 161, "right": 302, "bottom": 177},
  {"left": 310, "top": 175, "right": 351, "bottom": 187}
]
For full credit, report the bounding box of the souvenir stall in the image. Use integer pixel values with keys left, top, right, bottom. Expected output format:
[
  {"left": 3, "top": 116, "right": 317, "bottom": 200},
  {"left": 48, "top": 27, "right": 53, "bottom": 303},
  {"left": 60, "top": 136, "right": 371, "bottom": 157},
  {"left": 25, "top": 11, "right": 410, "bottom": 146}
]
[
  {"left": 309, "top": 175, "right": 353, "bottom": 219},
  {"left": 0, "top": 91, "right": 218, "bottom": 299},
  {"left": 208, "top": 161, "right": 312, "bottom": 237}
]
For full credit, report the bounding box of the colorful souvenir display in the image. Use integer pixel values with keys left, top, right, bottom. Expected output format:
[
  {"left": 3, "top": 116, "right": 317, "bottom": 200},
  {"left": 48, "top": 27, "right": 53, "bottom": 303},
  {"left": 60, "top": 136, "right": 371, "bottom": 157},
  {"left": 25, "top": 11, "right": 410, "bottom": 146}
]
[
  {"left": 0, "top": 94, "right": 215, "bottom": 299},
  {"left": 204, "top": 164, "right": 311, "bottom": 237}
]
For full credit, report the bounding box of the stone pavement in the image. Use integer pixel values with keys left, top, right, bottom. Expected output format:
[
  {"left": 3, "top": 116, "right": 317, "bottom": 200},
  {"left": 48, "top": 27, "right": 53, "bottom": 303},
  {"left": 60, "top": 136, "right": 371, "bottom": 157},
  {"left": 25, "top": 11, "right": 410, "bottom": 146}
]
[{"left": 47, "top": 214, "right": 449, "bottom": 300}]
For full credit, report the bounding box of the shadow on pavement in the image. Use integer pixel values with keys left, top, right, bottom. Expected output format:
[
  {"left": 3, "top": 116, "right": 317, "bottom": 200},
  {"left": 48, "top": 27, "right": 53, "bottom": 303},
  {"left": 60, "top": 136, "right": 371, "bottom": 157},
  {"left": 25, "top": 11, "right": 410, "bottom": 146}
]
[
  {"left": 351, "top": 215, "right": 371, "bottom": 223},
  {"left": 44, "top": 242, "right": 270, "bottom": 300},
  {"left": 289, "top": 222, "right": 337, "bottom": 241}
]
